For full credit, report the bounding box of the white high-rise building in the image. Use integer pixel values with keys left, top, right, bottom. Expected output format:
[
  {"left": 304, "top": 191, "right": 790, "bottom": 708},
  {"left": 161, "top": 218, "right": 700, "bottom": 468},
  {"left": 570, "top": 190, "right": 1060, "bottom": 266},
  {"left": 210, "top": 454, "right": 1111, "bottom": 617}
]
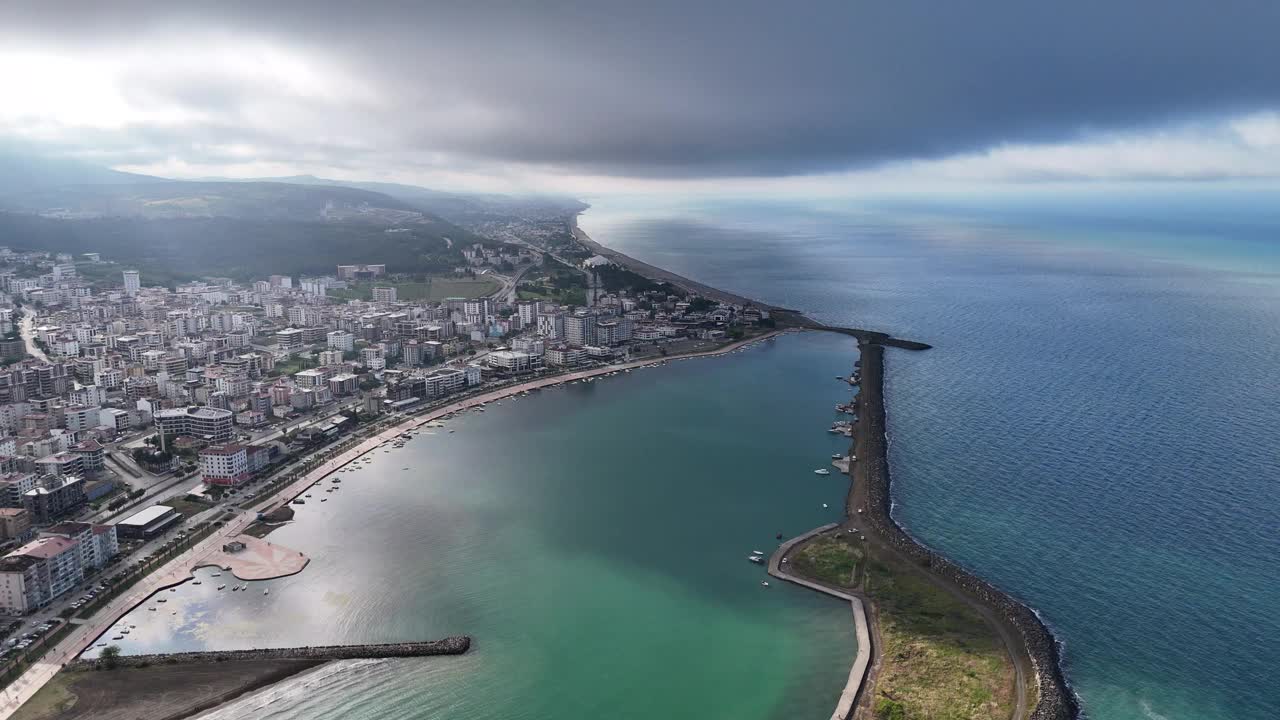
[
  {"left": 327, "top": 331, "right": 355, "bottom": 352},
  {"left": 537, "top": 312, "right": 564, "bottom": 340},
  {"left": 122, "top": 270, "right": 140, "bottom": 296},
  {"left": 565, "top": 313, "right": 596, "bottom": 347}
]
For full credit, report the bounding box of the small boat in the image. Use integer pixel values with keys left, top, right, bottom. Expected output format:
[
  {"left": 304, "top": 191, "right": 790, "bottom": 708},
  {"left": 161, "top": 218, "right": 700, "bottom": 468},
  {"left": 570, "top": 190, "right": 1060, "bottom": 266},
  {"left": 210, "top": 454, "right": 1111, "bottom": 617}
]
[
  {"left": 294, "top": 499, "right": 305, "bottom": 505},
  {"left": 264, "top": 589, "right": 270, "bottom": 595},
  {"left": 120, "top": 629, "right": 130, "bottom": 635},
  {"left": 217, "top": 585, "right": 226, "bottom": 590},
  {"left": 760, "top": 581, "right": 770, "bottom": 588},
  {"left": 752, "top": 550, "right": 764, "bottom": 555},
  {"left": 832, "top": 454, "right": 842, "bottom": 459},
  {"left": 747, "top": 555, "right": 763, "bottom": 564},
  {"left": 157, "top": 598, "right": 167, "bottom": 603},
  {"left": 192, "top": 581, "right": 202, "bottom": 585},
  {"left": 96, "top": 642, "right": 106, "bottom": 647},
  {"left": 822, "top": 503, "right": 829, "bottom": 508},
  {"left": 169, "top": 588, "right": 177, "bottom": 592},
  {"left": 814, "top": 469, "right": 831, "bottom": 475},
  {"left": 321, "top": 498, "right": 328, "bottom": 502},
  {"left": 211, "top": 572, "right": 221, "bottom": 577},
  {"left": 112, "top": 635, "right": 123, "bottom": 640},
  {"left": 148, "top": 607, "right": 156, "bottom": 611}
]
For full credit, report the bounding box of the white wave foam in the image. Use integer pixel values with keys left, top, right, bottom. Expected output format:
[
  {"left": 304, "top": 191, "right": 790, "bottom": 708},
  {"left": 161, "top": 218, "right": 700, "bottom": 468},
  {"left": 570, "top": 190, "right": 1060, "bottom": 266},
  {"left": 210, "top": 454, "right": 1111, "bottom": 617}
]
[
  {"left": 194, "top": 658, "right": 388, "bottom": 720},
  {"left": 1140, "top": 699, "right": 1173, "bottom": 720}
]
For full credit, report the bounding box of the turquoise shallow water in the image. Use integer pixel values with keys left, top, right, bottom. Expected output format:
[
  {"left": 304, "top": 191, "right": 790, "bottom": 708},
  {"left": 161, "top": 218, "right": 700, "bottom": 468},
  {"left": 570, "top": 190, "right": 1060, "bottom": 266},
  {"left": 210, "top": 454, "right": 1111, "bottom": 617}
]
[
  {"left": 96, "top": 333, "right": 864, "bottom": 720},
  {"left": 580, "top": 196, "right": 1280, "bottom": 720}
]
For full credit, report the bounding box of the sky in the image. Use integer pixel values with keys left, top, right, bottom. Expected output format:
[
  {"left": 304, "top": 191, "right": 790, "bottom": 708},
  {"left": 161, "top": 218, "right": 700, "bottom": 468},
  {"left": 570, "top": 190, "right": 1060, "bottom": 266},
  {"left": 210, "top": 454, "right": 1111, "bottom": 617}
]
[{"left": 2, "top": 1, "right": 1280, "bottom": 195}]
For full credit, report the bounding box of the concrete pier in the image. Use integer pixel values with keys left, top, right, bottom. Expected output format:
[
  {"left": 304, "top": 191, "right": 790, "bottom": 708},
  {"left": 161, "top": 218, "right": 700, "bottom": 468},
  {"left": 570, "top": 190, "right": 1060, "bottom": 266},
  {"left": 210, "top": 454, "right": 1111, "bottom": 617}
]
[{"left": 768, "top": 524, "right": 872, "bottom": 720}]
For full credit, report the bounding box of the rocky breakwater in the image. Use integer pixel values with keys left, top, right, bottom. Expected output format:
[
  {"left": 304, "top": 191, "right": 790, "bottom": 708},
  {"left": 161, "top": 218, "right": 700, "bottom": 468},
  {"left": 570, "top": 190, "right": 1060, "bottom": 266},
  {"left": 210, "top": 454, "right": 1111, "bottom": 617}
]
[
  {"left": 73, "top": 637, "right": 471, "bottom": 670},
  {"left": 854, "top": 339, "right": 1079, "bottom": 720}
]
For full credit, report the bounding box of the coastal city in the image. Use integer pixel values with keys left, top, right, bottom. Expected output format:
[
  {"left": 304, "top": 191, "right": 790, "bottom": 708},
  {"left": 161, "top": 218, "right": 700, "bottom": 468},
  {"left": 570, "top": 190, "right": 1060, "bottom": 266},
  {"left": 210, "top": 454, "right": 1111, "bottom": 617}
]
[
  {"left": 0, "top": 238, "right": 776, "bottom": 671},
  {"left": 5, "top": 3, "right": 1268, "bottom": 718}
]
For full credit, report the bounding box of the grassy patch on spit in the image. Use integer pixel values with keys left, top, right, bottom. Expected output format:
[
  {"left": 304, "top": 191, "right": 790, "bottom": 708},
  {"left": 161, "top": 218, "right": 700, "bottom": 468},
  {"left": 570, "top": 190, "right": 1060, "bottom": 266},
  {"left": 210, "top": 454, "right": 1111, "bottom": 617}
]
[
  {"left": 10, "top": 671, "right": 77, "bottom": 719},
  {"left": 791, "top": 533, "right": 864, "bottom": 588},
  {"left": 12, "top": 660, "right": 324, "bottom": 720},
  {"left": 864, "top": 553, "right": 1015, "bottom": 720}
]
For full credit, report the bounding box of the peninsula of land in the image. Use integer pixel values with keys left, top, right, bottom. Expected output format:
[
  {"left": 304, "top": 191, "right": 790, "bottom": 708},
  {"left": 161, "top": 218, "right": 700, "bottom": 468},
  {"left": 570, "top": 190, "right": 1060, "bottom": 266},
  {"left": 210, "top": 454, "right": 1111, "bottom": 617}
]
[{"left": 572, "top": 219, "right": 1078, "bottom": 720}]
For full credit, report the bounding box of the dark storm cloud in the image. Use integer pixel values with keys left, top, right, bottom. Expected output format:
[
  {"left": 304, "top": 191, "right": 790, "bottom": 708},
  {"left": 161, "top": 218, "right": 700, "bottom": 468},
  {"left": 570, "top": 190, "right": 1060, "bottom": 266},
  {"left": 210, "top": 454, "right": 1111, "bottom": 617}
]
[{"left": 4, "top": 0, "right": 1280, "bottom": 178}]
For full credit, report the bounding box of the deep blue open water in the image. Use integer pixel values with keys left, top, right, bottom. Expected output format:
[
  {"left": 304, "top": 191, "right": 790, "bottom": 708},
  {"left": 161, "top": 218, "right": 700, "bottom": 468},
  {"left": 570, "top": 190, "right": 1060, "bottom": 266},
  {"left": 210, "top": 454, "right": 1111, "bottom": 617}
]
[{"left": 581, "top": 193, "right": 1280, "bottom": 720}]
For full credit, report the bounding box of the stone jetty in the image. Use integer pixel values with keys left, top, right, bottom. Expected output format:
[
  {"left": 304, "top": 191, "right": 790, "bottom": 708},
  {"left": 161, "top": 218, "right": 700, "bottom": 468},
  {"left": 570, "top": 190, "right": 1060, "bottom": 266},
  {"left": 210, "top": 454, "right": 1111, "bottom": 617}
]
[
  {"left": 853, "top": 337, "right": 1079, "bottom": 720},
  {"left": 73, "top": 637, "right": 471, "bottom": 671}
]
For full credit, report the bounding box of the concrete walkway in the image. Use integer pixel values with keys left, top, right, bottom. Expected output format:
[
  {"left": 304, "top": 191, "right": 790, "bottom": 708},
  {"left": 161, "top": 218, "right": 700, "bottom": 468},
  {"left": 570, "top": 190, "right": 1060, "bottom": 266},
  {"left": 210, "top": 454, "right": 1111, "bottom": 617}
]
[
  {"left": 768, "top": 523, "right": 872, "bottom": 720},
  {"left": 195, "top": 535, "right": 309, "bottom": 581}
]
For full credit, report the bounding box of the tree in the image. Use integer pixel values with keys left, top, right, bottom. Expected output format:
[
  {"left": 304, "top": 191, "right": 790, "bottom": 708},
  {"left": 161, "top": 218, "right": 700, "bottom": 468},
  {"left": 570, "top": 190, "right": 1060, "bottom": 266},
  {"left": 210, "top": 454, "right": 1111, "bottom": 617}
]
[{"left": 100, "top": 644, "right": 122, "bottom": 669}]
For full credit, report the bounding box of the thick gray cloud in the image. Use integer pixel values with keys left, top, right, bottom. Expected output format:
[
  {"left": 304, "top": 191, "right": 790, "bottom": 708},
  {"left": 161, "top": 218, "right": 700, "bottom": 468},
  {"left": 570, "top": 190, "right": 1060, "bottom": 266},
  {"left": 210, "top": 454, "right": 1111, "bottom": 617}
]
[{"left": 3, "top": 0, "right": 1279, "bottom": 180}]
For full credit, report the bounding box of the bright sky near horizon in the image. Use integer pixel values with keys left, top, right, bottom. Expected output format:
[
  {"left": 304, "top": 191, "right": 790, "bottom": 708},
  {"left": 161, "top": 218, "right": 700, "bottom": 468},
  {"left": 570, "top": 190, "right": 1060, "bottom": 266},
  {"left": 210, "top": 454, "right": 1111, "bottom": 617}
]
[{"left": 3, "top": 1, "right": 1280, "bottom": 194}]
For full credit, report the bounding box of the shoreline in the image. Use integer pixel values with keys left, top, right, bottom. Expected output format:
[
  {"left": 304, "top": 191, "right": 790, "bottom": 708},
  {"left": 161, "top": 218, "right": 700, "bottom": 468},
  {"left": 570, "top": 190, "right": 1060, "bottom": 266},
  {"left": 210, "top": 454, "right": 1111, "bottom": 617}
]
[
  {"left": 256, "top": 328, "right": 791, "bottom": 514},
  {"left": 0, "top": 330, "right": 794, "bottom": 719},
  {"left": 572, "top": 214, "right": 770, "bottom": 309}
]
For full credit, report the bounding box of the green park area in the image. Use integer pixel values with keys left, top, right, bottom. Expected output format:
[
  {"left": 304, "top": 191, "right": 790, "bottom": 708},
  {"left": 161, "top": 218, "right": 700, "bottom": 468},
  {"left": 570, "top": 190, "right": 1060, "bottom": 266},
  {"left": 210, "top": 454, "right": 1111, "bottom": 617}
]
[
  {"left": 787, "top": 534, "right": 1016, "bottom": 720},
  {"left": 862, "top": 554, "right": 1016, "bottom": 720}
]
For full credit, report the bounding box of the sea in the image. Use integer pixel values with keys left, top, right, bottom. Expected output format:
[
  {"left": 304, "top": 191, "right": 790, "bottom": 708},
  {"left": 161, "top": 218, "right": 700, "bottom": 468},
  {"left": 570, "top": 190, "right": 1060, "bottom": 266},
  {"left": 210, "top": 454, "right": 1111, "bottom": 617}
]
[{"left": 95, "top": 190, "right": 1279, "bottom": 720}]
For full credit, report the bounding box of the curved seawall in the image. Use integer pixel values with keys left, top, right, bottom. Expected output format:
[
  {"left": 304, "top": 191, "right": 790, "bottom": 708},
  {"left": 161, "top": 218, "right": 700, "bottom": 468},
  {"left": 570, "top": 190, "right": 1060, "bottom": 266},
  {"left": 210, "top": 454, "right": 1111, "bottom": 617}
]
[
  {"left": 767, "top": 524, "right": 872, "bottom": 720},
  {"left": 853, "top": 339, "right": 1079, "bottom": 720}
]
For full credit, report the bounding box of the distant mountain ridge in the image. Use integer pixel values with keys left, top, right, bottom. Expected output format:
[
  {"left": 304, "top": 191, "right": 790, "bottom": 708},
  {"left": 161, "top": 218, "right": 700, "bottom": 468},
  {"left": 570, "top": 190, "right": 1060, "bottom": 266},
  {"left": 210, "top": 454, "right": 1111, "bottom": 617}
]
[
  {"left": 217, "top": 174, "right": 587, "bottom": 222},
  {"left": 0, "top": 153, "right": 433, "bottom": 224},
  {"left": 0, "top": 153, "right": 584, "bottom": 225},
  {"left": 0, "top": 151, "right": 162, "bottom": 194}
]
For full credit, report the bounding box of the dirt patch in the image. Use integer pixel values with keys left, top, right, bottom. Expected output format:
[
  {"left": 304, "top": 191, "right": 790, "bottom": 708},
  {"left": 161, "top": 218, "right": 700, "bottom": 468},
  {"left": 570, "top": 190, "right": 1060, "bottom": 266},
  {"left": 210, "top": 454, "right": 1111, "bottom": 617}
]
[{"left": 12, "top": 659, "right": 324, "bottom": 720}]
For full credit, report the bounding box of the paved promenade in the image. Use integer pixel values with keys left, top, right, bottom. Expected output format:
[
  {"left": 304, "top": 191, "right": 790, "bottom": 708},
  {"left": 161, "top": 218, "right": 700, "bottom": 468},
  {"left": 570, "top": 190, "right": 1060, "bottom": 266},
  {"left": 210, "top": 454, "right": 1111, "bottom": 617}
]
[
  {"left": 0, "top": 330, "right": 785, "bottom": 718},
  {"left": 768, "top": 523, "right": 872, "bottom": 720}
]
